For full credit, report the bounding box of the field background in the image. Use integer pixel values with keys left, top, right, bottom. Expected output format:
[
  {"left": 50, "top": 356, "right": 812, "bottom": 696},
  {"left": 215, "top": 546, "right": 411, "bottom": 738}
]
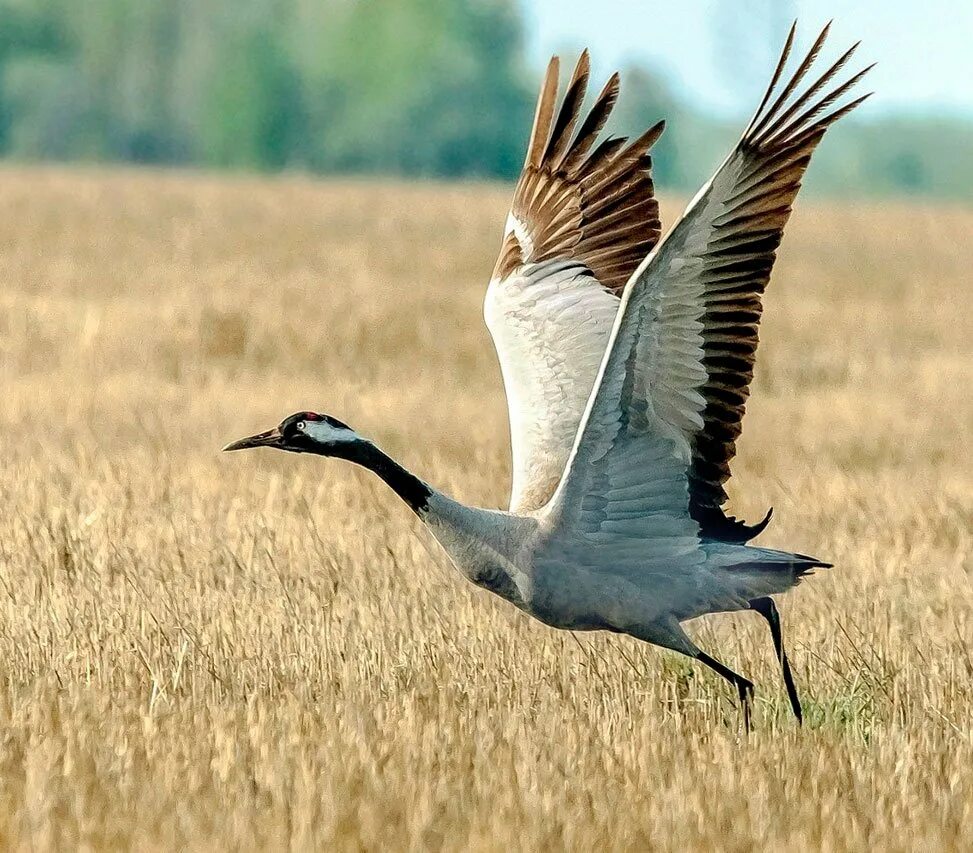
[{"left": 0, "top": 166, "right": 970, "bottom": 849}]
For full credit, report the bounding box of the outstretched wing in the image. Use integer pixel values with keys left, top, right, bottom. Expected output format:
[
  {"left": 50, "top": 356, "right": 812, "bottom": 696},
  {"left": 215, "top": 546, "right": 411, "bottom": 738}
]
[
  {"left": 548, "top": 24, "right": 871, "bottom": 548},
  {"left": 485, "top": 51, "right": 665, "bottom": 513}
]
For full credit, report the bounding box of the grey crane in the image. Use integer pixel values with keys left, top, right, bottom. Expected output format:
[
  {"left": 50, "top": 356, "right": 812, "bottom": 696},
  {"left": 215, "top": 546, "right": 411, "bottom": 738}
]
[{"left": 225, "top": 23, "right": 871, "bottom": 727}]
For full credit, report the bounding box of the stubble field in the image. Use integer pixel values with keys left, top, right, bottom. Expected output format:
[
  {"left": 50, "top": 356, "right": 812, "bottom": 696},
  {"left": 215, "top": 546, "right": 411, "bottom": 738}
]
[{"left": 0, "top": 166, "right": 970, "bottom": 849}]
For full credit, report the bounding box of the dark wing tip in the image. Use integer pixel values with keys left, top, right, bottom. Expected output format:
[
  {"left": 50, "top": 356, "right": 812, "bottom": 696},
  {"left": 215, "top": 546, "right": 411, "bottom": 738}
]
[
  {"left": 544, "top": 51, "right": 592, "bottom": 164},
  {"left": 642, "top": 118, "right": 666, "bottom": 147},
  {"left": 526, "top": 56, "right": 562, "bottom": 170},
  {"left": 506, "top": 56, "right": 664, "bottom": 289},
  {"left": 693, "top": 504, "right": 774, "bottom": 544},
  {"left": 745, "top": 27, "right": 874, "bottom": 150}
]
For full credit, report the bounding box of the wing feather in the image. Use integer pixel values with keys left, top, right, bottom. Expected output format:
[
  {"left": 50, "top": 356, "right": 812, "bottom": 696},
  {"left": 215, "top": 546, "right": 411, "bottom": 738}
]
[
  {"left": 619, "top": 25, "right": 875, "bottom": 541},
  {"left": 486, "top": 52, "right": 665, "bottom": 512},
  {"left": 526, "top": 58, "right": 560, "bottom": 170},
  {"left": 495, "top": 53, "right": 664, "bottom": 290},
  {"left": 547, "top": 25, "right": 871, "bottom": 548}
]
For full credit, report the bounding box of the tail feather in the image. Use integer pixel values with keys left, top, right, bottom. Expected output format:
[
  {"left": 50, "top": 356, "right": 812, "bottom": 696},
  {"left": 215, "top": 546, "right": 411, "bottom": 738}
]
[
  {"left": 725, "top": 545, "right": 833, "bottom": 577},
  {"left": 687, "top": 542, "right": 830, "bottom": 619},
  {"left": 698, "top": 540, "right": 832, "bottom": 608}
]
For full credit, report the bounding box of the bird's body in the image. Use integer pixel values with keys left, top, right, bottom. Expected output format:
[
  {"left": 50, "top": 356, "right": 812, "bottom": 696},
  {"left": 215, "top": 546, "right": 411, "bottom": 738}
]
[
  {"left": 225, "top": 23, "right": 871, "bottom": 726},
  {"left": 400, "top": 464, "right": 817, "bottom": 651}
]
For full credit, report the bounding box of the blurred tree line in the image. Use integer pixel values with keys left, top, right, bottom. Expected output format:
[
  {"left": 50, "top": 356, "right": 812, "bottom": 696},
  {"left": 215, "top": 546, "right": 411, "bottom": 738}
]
[
  {"left": 1, "top": 0, "right": 971, "bottom": 198},
  {"left": 0, "top": 0, "right": 532, "bottom": 176}
]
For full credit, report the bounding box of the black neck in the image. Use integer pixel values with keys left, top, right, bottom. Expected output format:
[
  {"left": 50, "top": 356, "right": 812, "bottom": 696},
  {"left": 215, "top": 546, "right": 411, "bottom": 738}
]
[{"left": 331, "top": 440, "right": 432, "bottom": 515}]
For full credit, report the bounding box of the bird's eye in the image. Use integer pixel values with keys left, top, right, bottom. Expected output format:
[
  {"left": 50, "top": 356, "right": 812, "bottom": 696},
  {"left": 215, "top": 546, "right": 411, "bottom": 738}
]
[{"left": 296, "top": 421, "right": 306, "bottom": 431}]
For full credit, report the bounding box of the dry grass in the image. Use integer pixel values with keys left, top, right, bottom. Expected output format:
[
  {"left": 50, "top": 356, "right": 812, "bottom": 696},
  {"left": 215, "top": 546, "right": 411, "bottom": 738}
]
[{"left": 0, "top": 165, "right": 970, "bottom": 850}]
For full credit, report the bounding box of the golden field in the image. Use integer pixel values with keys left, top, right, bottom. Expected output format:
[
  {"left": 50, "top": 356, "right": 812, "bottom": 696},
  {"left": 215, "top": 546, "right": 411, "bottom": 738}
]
[{"left": 0, "top": 166, "right": 970, "bottom": 850}]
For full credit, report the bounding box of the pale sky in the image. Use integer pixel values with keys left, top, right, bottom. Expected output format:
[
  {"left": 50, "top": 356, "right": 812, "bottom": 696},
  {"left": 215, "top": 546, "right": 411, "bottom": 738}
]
[{"left": 522, "top": 0, "right": 973, "bottom": 118}]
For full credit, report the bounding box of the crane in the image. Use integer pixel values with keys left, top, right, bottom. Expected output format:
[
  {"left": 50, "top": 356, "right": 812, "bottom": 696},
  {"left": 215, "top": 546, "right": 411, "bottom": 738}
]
[{"left": 224, "top": 23, "right": 871, "bottom": 727}]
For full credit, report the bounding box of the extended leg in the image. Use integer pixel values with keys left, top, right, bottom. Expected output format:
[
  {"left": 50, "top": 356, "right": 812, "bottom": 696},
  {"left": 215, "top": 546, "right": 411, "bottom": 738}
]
[
  {"left": 630, "top": 619, "right": 756, "bottom": 731},
  {"left": 695, "top": 649, "right": 755, "bottom": 732},
  {"left": 750, "top": 596, "right": 803, "bottom": 724}
]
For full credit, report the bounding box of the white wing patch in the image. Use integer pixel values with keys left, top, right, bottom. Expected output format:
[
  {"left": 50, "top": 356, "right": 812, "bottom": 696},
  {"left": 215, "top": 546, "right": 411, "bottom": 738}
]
[
  {"left": 504, "top": 213, "right": 534, "bottom": 258},
  {"left": 485, "top": 260, "right": 621, "bottom": 512}
]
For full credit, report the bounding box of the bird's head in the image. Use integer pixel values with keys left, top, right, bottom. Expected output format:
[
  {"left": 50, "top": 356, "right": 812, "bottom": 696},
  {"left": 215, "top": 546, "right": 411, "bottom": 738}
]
[{"left": 222, "top": 411, "right": 359, "bottom": 457}]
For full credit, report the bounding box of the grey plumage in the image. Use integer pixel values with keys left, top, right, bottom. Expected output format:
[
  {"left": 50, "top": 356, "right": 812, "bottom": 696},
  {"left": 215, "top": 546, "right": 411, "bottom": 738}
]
[{"left": 225, "top": 24, "right": 870, "bottom": 729}]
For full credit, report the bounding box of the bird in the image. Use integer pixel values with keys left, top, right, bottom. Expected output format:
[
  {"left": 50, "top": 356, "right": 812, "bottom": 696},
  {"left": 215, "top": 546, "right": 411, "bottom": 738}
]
[{"left": 224, "top": 23, "right": 871, "bottom": 728}]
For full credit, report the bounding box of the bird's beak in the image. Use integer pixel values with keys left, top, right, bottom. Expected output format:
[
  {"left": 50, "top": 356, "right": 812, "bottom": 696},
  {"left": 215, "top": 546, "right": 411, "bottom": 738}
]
[{"left": 222, "top": 426, "right": 284, "bottom": 452}]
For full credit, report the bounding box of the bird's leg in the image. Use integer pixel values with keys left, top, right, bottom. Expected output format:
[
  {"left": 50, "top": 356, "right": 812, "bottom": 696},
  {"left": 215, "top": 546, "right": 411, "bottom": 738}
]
[
  {"left": 631, "top": 621, "right": 755, "bottom": 731},
  {"left": 695, "top": 650, "right": 755, "bottom": 732},
  {"left": 750, "top": 596, "right": 803, "bottom": 724}
]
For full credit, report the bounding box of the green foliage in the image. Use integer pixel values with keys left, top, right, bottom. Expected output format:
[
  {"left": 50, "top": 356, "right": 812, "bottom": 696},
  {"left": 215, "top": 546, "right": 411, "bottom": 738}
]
[
  {"left": 0, "top": 0, "right": 532, "bottom": 176},
  {"left": 198, "top": 20, "right": 300, "bottom": 168},
  {"left": 295, "top": 0, "right": 531, "bottom": 175},
  {"left": 0, "top": 0, "right": 970, "bottom": 198}
]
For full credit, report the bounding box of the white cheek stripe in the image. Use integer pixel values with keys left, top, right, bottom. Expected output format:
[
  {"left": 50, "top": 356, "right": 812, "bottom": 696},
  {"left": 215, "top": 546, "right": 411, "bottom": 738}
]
[{"left": 304, "top": 420, "right": 356, "bottom": 443}]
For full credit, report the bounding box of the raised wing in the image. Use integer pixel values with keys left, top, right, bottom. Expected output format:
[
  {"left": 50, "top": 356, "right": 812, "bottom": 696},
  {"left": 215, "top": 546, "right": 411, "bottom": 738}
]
[
  {"left": 486, "top": 51, "right": 665, "bottom": 513},
  {"left": 548, "top": 24, "right": 871, "bottom": 546}
]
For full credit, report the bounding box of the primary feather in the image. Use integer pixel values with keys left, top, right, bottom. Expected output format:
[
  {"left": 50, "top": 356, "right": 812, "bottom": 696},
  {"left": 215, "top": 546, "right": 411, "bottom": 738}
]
[{"left": 486, "top": 51, "right": 665, "bottom": 512}]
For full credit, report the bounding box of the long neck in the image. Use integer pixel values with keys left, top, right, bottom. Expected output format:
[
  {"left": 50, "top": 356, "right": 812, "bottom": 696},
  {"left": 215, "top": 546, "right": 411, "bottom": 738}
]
[
  {"left": 328, "top": 437, "right": 533, "bottom": 606},
  {"left": 334, "top": 439, "right": 433, "bottom": 515}
]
